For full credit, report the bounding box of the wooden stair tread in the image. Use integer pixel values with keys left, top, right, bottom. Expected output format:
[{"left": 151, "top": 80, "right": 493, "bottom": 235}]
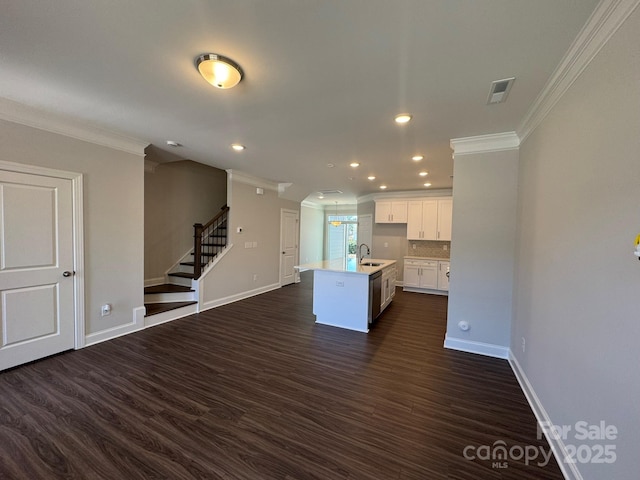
[
  {"left": 168, "top": 272, "right": 195, "bottom": 279},
  {"left": 144, "top": 301, "right": 197, "bottom": 317},
  {"left": 144, "top": 284, "right": 194, "bottom": 294},
  {"left": 191, "top": 252, "right": 218, "bottom": 257}
]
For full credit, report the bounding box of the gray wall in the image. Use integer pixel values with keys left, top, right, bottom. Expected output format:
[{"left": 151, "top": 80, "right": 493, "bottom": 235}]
[
  {"left": 144, "top": 160, "right": 226, "bottom": 283},
  {"left": 300, "top": 204, "right": 324, "bottom": 264},
  {"left": 447, "top": 149, "right": 519, "bottom": 351},
  {"left": 512, "top": 8, "right": 640, "bottom": 479},
  {"left": 0, "top": 119, "right": 144, "bottom": 335},
  {"left": 200, "top": 178, "right": 300, "bottom": 305}
]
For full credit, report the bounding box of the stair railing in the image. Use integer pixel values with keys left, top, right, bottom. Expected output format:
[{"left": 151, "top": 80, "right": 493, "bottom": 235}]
[{"left": 193, "top": 205, "right": 229, "bottom": 280}]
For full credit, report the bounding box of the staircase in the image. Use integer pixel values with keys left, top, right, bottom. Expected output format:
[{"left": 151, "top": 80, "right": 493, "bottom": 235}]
[{"left": 144, "top": 206, "right": 229, "bottom": 321}]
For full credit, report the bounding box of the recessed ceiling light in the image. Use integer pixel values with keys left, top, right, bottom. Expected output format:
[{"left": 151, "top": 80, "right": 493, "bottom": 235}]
[
  {"left": 327, "top": 163, "right": 335, "bottom": 168},
  {"left": 166, "top": 140, "right": 181, "bottom": 147},
  {"left": 350, "top": 162, "right": 360, "bottom": 168},
  {"left": 423, "top": 183, "right": 432, "bottom": 187},
  {"left": 412, "top": 155, "right": 423, "bottom": 161},
  {"left": 231, "top": 144, "right": 245, "bottom": 151},
  {"left": 318, "top": 195, "right": 324, "bottom": 199},
  {"left": 379, "top": 185, "right": 387, "bottom": 190},
  {"left": 348, "top": 176, "right": 354, "bottom": 181},
  {"left": 394, "top": 114, "right": 412, "bottom": 124},
  {"left": 196, "top": 53, "right": 243, "bottom": 89},
  {"left": 367, "top": 176, "right": 376, "bottom": 181},
  {"left": 419, "top": 171, "right": 428, "bottom": 177}
]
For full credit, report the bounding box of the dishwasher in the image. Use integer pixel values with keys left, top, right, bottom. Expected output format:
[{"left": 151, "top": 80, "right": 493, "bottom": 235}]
[{"left": 369, "top": 271, "right": 383, "bottom": 325}]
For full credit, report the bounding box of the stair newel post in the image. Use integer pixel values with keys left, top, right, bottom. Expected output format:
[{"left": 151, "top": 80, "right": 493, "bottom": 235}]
[{"left": 193, "top": 223, "right": 204, "bottom": 280}]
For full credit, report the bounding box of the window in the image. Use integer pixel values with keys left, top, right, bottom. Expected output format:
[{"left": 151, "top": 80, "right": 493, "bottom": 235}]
[{"left": 327, "top": 215, "right": 357, "bottom": 270}]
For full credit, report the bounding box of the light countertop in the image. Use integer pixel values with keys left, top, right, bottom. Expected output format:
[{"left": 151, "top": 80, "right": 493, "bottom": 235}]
[
  {"left": 297, "top": 258, "right": 396, "bottom": 276},
  {"left": 404, "top": 256, "right": 450, "bottom": 261}
]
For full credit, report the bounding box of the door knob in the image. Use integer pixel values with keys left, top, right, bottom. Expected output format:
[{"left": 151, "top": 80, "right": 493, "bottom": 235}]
[{"left": 63, "top": 271, "right": 74, "bottom": 277}]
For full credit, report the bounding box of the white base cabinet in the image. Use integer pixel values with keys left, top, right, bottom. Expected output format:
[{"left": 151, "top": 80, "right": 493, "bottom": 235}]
[
  {"left": 381, "top": 264, "right": 397, "bottom": 311},
  {"left": 403, "top": 258, "right": 449, "bottom": 295}
]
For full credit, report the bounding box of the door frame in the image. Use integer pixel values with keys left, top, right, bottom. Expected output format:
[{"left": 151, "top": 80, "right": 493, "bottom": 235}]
[
  {"left": 279, "top": 208, "right": 299, "bottom": 286},
  {"left": 0, "top": 160, "right": 85, "bottom": 349}
]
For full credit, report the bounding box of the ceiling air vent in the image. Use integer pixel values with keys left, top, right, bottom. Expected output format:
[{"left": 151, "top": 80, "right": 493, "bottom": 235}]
[
  {"left": 487, "top": 77, "right": 515, "bottom": 104},
  {"left": 318, "top": 189, "right": 343, "bottom": 196}
]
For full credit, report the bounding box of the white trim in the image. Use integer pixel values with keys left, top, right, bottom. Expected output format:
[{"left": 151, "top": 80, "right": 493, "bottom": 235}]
[
  {"left": 144, "top": 276, "right": 166, "bottom": 287},
  {"left": 402, "top": 286, "right": 447, "bottom": 296},
  {"left": 301, "top": 200, "right": 325, "bottom": 210},
  {"left": 509, "top": 350, "right": 582, "bottom": 480},
  {"left": 357, "top": 188, "right": 453, "bottom": 204},
  {"left": 72, "top": 174, "right": 86, "bottom": 348},
  {"left": 517, "top": 0, "right": 640, "bottom": 142},
  {"left": 164, "top": 247, "right": 194, "bottom": 279},
  {"left": 450, "top": 132, "right": 520, "bottom": 156},
  {"left": 226, "top": 169, "right": 280, "bottom": 191},
  {"left": 84, "top": 306, "right": 145, "bottom": 347},
  {"left": 0, "top": 160, "right": 86, "bottom": 350},
  {"left": 0, "top": 97, "right": 148, "bottom": 156},
  {"left": 443, "top": 335, "right": 509, "bottom": 359},
  {"left": 199, "top": 283, "right": 281, "bottom": 312}
]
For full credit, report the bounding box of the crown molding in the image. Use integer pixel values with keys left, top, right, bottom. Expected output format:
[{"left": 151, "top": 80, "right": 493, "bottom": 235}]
[
  {"left": 0, "top": 97, "right": 148, "bottom": 157},
  {"left": 450, "top": 132, "right": 520, "bottom": 156},
  {"left": 357, "top": 188, "right": 453, "bottom": 204},
  {"left": 301, "top": 200, "right": 325, "bottom": 210},
  {"left": 517, "top": 0, "right": 640, "bottom": 142},
  {"left": 226, "top": 169, "right": 280, "bottom": 191}
]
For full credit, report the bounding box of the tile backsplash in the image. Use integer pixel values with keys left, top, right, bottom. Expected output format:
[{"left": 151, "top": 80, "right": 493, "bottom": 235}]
[{"left": 407, "top": 240, "right": 451, "bottom": 258}]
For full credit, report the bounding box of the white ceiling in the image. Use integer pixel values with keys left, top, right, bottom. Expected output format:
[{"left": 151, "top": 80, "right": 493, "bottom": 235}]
[{"left": 0, "top": 0, "right": 600, "bottom": 204}]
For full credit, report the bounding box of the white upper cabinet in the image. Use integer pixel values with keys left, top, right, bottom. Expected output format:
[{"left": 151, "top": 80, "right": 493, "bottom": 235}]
[
  {"left": 437, "top": 198, "right": 453, "bottom": 241},
  {"left": 375, "top": 200, "right": 408, "bottom": 223},
  {"left": 407, "top": 198, "right": 452, "bottom": 240}
]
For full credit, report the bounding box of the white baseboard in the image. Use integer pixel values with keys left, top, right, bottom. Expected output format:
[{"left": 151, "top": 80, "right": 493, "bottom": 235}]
[
  {"left": 508, "top": 350, "right": 581, "bottom": 480},
  {"left": 199, "top": 283, "right": 280, "bottom": 312},
  {"left": 84, "top": 306, "right": 145, "bottom": 347},
  {"left": 443, "top": 335, "right": 509, "bottom": 359},
  {"left": 144, "top": 277, "right": 165, "bottom": 287},
  {"left": 144, "top": 303, "right": 198, "bottom": 328}
]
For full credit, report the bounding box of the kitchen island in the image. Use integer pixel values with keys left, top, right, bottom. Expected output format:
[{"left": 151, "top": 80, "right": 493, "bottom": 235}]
[{"left": 298, "top": 259, "right": 397, "bottom": 333}]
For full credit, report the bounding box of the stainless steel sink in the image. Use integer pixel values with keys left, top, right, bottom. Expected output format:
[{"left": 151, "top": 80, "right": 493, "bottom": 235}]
[{"left": 361, "top": 261, "right": 383, "bottom": 267}]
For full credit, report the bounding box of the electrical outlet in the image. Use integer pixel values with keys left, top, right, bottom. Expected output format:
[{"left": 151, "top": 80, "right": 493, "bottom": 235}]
[
  {"left": 253, "top": 274, "right": 258, "bottom": 281},
  {"left": 412, "top": 244, "right": 416, "bottom": 250},
  {"left": 101, "top": 304, "right": 112, "bottom": 316},
  {"left": 522, "top": 337, "right": 526, "bottom": 352},
  {"left": 443, "top": 244, "right": 448, "bottom": 251}
]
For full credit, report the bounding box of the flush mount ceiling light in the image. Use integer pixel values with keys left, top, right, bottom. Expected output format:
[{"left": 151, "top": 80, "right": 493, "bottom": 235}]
[
  {"left": 419, "top": 171, "right": 428, "bottom": 177},
  {"left": 412, "top": 155, "right": 423, "bottom": 161},
  {"left": 394, "top": 114, "right": 412, "bottom": 124},
  {"left": 379, "top": 185, "right": 388, "bottom": 190},
  {"left": 166, "top": 140, "right": 181, "bottom": 147},
  {"left": 423, "top": 183, "right": 432, "bottom": 187},
  {"left": 367, "top": 176, "right": 376, "bottom": 181},
  {"left": 231, "top": 144, "right": 246, "bottom": 151},
  {"left": 196, "top": 53, "right": 243, "bottom": 89},
  {"left": 350, "top": 162, "right": 360, "bottom": 168}
]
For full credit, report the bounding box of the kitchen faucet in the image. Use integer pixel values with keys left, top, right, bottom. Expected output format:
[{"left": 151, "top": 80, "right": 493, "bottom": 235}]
[{"left": 358, "top": 243, "right": 370, "bottom": 264}]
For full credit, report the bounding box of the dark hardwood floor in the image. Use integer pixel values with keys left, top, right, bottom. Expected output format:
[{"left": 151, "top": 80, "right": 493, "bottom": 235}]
[{"left": 0, "top": 272, "right": 563, "bottom": 479}]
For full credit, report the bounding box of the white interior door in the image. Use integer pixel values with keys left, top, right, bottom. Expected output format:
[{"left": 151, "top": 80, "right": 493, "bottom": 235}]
[
  {"left": 0, "top": 170, "right": 75, "bottom": 371},
  {"left": 280, "top": 209, "right": 299, "bottom": 286}
]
